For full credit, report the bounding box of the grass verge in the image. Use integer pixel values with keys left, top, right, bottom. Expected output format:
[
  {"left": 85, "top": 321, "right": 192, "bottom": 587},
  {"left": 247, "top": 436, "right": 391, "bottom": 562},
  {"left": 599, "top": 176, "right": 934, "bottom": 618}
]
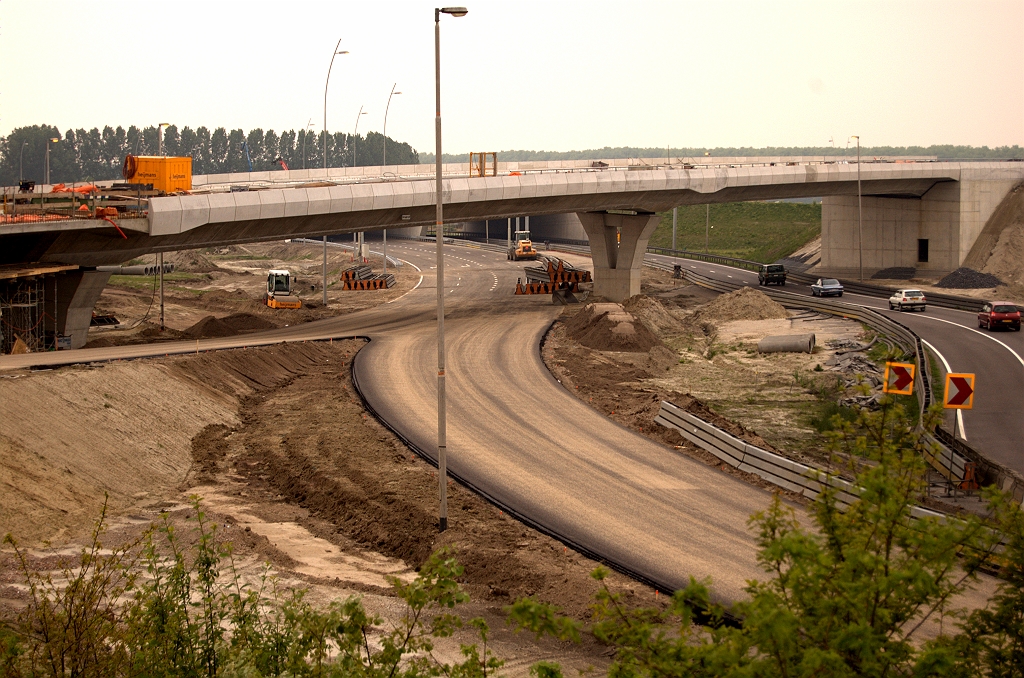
[{"left": 649, "top": 201, "right": 820, "bottom": 263}]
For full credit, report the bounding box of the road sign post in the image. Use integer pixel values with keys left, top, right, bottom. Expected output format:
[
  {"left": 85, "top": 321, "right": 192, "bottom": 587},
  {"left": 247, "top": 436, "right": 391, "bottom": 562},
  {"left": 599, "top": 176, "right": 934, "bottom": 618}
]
[
  {"left": 883, "top": 362, "right": 915, "bottom": 395},
  {"left": 943, "top": 373, "right": 975, "bottom": 410}
]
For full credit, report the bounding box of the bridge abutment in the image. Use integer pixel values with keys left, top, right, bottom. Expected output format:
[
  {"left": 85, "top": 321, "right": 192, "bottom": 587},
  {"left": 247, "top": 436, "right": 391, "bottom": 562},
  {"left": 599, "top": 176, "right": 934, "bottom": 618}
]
[
  {"left": 821, "top": 174, "right": 1023, "bottom": 278},
  {"left": 577, "top": 211, "right": 660, "bottom": 302}
]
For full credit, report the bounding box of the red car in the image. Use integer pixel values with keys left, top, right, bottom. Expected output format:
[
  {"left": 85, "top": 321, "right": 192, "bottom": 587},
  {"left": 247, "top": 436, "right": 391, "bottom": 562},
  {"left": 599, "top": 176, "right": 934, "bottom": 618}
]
[{"left": 977, "top": 301, "right": 1021, "bottom": 331}]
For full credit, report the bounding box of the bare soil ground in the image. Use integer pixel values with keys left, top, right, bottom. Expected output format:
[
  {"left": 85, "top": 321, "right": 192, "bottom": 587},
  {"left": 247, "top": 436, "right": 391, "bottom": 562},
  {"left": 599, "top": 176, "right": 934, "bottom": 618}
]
[
  {"left": 86, "top": 240, "right": 418, "bottom": 348},
  {"left": 543, "top": 278, "right": 873, "bottom": 473},
  {"left": 1, "top": 340, "right": 675, "bottom": 674}
]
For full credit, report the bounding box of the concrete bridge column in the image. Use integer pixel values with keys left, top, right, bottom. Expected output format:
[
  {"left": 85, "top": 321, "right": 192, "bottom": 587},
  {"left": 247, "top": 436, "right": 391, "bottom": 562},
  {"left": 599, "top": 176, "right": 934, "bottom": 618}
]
[
  {"left": 577, "top": 211, "right": 660, "bottom": 302},
  {"left": 58, "top": 270, "right": 111, "bottom": 349}
]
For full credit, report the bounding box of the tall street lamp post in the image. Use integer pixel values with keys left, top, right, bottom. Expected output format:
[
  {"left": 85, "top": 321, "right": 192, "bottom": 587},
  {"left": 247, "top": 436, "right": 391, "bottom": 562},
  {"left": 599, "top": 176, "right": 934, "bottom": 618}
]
[
  {"left": 383, "top": 84, "right": 403, "bottom": 275},
  {"left": 435, "top": 5, "right": 468, "bottom": 533},
  {"left": 156, "top": 122, "right": 172, "bottom": 330},
  {"left": 157, "top": 122, "right": 171, "bottom": 329},
  {"left": 157, "top": 122, "right": 170, "bottom": 156},
  {"left": 353, "top": 106, "right": 368, "bottom": 259},
  {"left": 850, "top": 135, "right": 863, "bottom": 281},
  {"left": 323, "top": 40, "right": 349, "bottom": 305},
  {"left": 44, "top": 137, "right": 59, "bottom": 186},
  {"left": 19, "top": 141, "right": 28, "bottom": 183},
  {"left": 352, "top": 106, "right": 367, "bottom": 168}
]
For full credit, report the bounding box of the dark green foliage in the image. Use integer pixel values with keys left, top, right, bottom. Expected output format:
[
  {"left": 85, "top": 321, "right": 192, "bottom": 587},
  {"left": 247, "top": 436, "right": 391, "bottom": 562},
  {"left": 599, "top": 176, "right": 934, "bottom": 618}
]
[
  {"left": 0, "top": 124, "right": 420, "bottom": 185},
  {"left": 648, "top": 201, "right": 821, "bottom": 263}
]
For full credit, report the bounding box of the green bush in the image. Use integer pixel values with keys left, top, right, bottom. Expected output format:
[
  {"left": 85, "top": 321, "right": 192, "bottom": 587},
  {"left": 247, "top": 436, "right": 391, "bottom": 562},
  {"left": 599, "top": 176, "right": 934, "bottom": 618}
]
[{"left": 2, "top": 498, "right": 501, "bottom": 678}]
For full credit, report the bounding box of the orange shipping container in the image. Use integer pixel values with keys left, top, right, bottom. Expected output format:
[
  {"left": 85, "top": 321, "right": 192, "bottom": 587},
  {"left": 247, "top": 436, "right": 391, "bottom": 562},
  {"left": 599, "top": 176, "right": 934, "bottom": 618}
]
[{"left": 127, "top": 156, "right": 192, "bottom": 193}]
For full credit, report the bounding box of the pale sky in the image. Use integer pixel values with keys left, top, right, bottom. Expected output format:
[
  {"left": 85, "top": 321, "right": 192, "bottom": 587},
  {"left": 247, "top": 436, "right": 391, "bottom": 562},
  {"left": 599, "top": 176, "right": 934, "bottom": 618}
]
[{"left": 2, "top": 0, "right": 1022, "bottom": 153}]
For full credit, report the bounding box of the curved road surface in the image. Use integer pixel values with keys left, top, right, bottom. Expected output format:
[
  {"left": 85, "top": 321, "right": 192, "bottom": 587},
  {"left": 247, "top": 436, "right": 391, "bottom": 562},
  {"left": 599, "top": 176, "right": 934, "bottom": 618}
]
[{"left": 1, "top": 240, "right": 1010, "bottom": 610}]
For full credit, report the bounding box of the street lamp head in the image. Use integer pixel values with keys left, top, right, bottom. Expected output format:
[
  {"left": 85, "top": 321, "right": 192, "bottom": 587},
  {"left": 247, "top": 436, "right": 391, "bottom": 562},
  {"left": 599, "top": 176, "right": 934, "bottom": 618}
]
[
  {"left": 337, "top": 50, "right": 349, "bottom": 54},
  {"left": 394, "top": 91, "right": 403, "bottom": 95},
  {"left": 49, "top": 137, "right": 59, "bottom": 143},
  {"left": 159, "top": 122, "right": 170, "bottom": 128},
  {"left": 440, "top": 6, "right": 468, "bottom": 16}
]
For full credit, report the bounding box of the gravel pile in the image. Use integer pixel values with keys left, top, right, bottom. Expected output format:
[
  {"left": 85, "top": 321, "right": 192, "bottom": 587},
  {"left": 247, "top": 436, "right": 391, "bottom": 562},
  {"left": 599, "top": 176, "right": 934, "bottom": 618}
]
[
  {"left": 935, "top": 267, "right": 1004, "bottom": 289},
  {"left": 871, "top": 267, "right": 916, "bottom": 280}
]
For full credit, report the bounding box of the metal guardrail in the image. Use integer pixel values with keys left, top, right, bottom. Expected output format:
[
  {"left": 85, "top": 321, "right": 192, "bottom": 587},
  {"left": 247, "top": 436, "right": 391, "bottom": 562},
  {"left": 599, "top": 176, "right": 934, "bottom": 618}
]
[
  {"left": 289, "top": 237, "right": 403, "bottom": 268},
  {"left": 646, "top": 247, "right": 762, "bottom": 272},
  {"left": 646, "top": 247, "right": 986, "bottom": 312},
  {"left": 933, "top": 426, "right": 1024, "bottom": 504},
  {"left": 664, "top": 265, "right": 973, "bottom": 481},
  {"left": 655, "top": 401, "right": 949, "bottom": 521}
]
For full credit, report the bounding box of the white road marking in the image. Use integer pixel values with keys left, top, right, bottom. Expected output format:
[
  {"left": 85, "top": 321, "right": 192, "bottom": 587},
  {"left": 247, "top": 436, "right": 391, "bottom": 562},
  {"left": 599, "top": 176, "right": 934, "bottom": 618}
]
[
  {"left": 890, "top": 313, "right": 1024, "bottom": 368},
  {"left": 386, "top": 260, "right": 423, "bottom": 303},
  {"left": 921, "top": 338, "right": 966, "bottom": 439}
]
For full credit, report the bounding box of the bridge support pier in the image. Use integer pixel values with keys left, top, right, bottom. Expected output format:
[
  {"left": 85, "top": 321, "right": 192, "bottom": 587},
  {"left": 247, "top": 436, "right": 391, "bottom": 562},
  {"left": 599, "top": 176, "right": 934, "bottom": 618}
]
[
  {"left": 577, "top": 211, "right": 660, "bottom": 303},
  {"left": 59, "top": 270, "right": 111, "bottom": 349}
]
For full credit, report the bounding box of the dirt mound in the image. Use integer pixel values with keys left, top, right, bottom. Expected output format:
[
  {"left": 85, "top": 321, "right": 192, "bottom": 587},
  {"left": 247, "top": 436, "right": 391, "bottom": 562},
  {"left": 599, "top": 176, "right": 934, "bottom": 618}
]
[
  {"left": 685, "top": 287, "right": 787, "bottom": 328},
  {"left": 871, "top": 267, "right": 916, "bottom": 280},
  {"left": 221, "top": 313, "right": 278, "bottom": 332},
  {"left": 166, "top": 249, "right": 222, "bottom": 273},
  {"left": 622, "top": 295, "right": 685, "bottom": 336},
  {"left": 562, "top": 303, "right": 662, "bottom": 352},
  {"left": 183, "top": 315, "right": 238, "bottom": 339},
  {"left": 983, "top": 222, "right": 1024, "bottom": 287},
  {"left": 935, "top": 267, "right": 1003, "bottom": 289}
]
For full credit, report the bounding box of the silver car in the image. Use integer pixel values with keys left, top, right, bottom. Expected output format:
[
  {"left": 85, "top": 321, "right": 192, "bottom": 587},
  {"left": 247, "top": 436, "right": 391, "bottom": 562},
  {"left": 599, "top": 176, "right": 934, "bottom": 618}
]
[
  {"left": 811, "top": 278, "right": 844, "bottom": 297},
  {"left": 888, "top": 289, "right": 926, "bottom": 312}
]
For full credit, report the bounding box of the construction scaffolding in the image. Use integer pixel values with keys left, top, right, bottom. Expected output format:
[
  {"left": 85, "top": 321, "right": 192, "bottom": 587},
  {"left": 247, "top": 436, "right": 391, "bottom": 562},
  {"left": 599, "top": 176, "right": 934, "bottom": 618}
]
[{"left": 0, "top": 263, "right": 78, "bottom": 354}]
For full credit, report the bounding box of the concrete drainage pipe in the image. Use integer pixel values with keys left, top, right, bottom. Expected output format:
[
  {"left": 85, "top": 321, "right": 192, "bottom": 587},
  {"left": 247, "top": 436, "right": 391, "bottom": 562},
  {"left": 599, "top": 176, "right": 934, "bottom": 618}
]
[{"left": 758, "top": 333, "right": 816, "bottom": 354}]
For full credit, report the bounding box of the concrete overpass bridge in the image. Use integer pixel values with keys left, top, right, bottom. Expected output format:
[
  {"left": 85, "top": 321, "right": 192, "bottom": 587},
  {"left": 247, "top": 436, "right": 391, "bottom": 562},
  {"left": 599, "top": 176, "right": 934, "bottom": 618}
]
[{"left": 2, "top": 156, "right": 1021, "bottom": 347}]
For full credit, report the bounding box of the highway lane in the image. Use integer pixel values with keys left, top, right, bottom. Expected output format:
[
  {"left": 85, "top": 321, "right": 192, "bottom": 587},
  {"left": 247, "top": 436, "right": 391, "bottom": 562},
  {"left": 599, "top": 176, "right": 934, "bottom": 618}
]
[{"left": 647, "top": 252, "right": 1024, "bottom": 473}]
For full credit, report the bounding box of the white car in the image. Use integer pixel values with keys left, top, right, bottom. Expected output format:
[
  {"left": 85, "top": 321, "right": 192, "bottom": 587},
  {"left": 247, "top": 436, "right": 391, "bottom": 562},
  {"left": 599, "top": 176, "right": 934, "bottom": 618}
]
[{"left": 888, "top": 289, "right": 927, "bottom": 312}]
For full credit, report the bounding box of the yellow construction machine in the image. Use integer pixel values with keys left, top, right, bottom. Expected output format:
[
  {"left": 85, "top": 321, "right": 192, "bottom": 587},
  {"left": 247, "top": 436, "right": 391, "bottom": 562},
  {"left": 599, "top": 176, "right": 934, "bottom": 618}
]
[
  {"left": 507, "top": 229, "right": 539, "bottom": 261},
  {"left": 263, "top": 269, "right": 302, "bottom": 309}
]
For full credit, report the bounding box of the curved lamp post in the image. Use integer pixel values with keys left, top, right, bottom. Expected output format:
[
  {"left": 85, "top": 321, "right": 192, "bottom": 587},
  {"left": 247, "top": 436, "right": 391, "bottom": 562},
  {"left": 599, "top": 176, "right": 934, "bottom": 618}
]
[
  {"left": 352, "top": 106, "right": 367, "bottom": 167},
  {"left": 322, "top": 40, "right": 349, "bottom": 305},
  {"left": 382, "top": 85, "right": 403, "bottom": 275},
  {"left": 383, "top": 84, "right": 402, "bottom": 168},
  {"left": 301, "top": 118, "right": 314, "bottom": 169},
  {"left": 435, "top": 5, "right": 468, "bottom": 533},
  {"left": 323, "top": 40, "right": 350, "bottom": 170}
]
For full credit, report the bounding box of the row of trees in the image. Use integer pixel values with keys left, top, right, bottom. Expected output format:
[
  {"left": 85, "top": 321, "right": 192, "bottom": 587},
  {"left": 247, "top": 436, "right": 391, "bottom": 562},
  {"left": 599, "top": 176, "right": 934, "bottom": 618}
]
[
  {"left": 428, "top": 144, "right": 1024, "bottom": 163},
  {"left": 0, "top": 124, "right": 420, "bottom": 186}
]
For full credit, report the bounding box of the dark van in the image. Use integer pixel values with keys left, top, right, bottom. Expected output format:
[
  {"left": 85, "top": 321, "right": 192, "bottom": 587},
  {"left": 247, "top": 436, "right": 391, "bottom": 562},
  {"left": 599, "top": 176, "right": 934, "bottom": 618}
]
[{"left": 758, "top": 264, "right": 787, "bottom": 286}]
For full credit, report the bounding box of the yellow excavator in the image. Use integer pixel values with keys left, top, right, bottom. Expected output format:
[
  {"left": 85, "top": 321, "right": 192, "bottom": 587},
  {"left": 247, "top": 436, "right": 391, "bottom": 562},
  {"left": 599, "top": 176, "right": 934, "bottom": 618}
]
[
  {"left": 507, "top": 228, "right": 539, "bottom": 261},
  {"left": 263, "top": 269, "right": 302, "bottom": 309}
]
